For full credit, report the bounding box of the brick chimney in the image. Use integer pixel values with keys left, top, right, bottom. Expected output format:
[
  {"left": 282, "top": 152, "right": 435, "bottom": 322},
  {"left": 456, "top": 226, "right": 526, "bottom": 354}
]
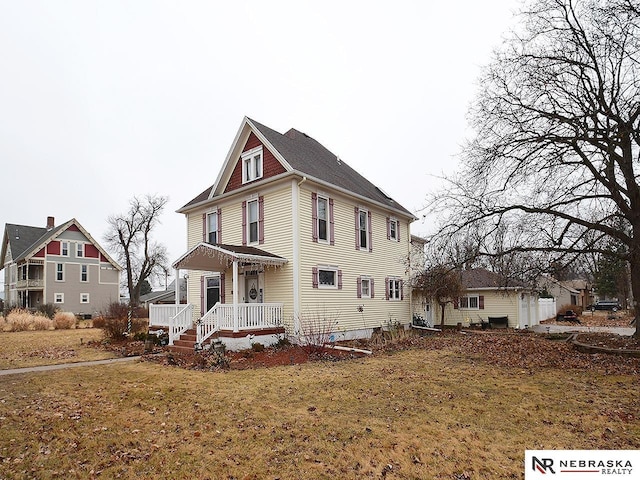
[{"left": 46, "top": 216, "right": 55, "bottom": 230}]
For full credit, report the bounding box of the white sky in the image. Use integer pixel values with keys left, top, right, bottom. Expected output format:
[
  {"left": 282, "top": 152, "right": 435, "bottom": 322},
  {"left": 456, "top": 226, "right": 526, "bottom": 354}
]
[{"left": 0, "top": 0, "right": 521, "bottom": 288}]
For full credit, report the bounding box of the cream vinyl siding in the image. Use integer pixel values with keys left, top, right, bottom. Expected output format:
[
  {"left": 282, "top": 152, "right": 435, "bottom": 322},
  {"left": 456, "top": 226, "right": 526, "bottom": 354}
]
[
  {"left": 184, "top": 184, "right": 295, "bottom": 323},
  {"left": 299, "top": 185, "right": 411, "bottom": 335},
  {"left": 441, "top": 289, "right": 520, "bottom": 327}
]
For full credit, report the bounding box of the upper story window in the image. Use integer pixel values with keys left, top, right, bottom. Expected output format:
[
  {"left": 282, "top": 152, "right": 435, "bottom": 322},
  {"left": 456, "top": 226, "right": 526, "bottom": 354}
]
[
  {"left": 241, "top": 146, "right": 263, "bottom": 184},
  {"left": 77, "top": 243, "right": 84, "bottom": 257},
  {"left": 61, "top": 242, "right": 69, "bottom": 256},
  {"left": 388, "top": 217, "right": 400, "bottom": 242},
  {"left": 207, "top": 211, "right": 219, "bottom": 245},
  {"left": 312, "top": 193, "right": 334, "bottom": 245},
  {"left": 247, "top": 199, "right": 259, "bottom": 244},
  {"left": 317, "top": 196, "right": 328, "bottom": 242},
  {"left": 81, "top": 265, "right": 88, "bottom": 282},
  {"left": 242, "top": 197, "right": 264, "bottom": 246},
  {"left": 355, "top": 207, "right": 371, "bottom": 251}
]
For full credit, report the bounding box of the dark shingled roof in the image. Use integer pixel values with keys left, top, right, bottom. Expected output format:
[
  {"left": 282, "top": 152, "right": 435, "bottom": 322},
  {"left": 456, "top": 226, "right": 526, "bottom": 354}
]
[
  {"left": 5, "top": 224, "right": 47, "bottom": 260},
  {"left": 461, "top": 268, "right": 527, "bottom": 289},
  {"left": 181, "top": 118, "right": 414, "bottom": 217}
]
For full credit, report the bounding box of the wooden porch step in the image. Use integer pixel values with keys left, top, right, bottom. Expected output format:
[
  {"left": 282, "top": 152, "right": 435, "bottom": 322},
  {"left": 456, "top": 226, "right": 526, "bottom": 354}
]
[{"left": 166, "top": 345, "right": 195, "bottom": 354}]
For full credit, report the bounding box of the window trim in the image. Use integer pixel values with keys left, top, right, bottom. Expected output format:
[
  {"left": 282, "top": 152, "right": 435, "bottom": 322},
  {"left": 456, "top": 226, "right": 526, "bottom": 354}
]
[
  {"left": 80, "top": 264, "right": 89, "bottom": 282},
  {"left": 312, "top": 265, "right": 343, "bottom": 290},
  {"left": 241, "top": 146, "right": 263, "bottom": 184},
  {"left": 459, "top": 295, "right": 480, "bottom": 310},
  {"left": 388, "top": 217, "right": 400, "bottom": 242},
  {"left": 355, "top": 207, "right": 372, "bottom": 251},
  {"left": 56, "top": 263, "right": 64, "bottom": 282},
  {"left": 76, "top": 243, "right": 84, "bottom": 257},
  {"left": 54, "top": 293, "right": 64, "bottom": 304},
  {"left": 357, "top": 276, "right": 374, "bottom": 299},
  {"left": 61, "top": 241, "right": 69, "bottom": 257},
  {"left": 386, "top": 277, "right": 403, "bottom": 301},
  {"left": 317, "top": 195, "right": 329, "bottom": 243},
  {"left": 207, "top": 211, "right": 219, "bottom": 245},
  {"left": 80, "top": 293, "right": 90, "bottom": 304},
  {"left": 247, "top": 199, "right": 259, "bottom": 244}
]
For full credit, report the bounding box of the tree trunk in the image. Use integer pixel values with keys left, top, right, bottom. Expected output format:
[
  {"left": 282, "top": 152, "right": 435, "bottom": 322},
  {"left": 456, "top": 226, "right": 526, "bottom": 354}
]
[{"left": 630, "top": 246, "right": 640, "bottom": 338}]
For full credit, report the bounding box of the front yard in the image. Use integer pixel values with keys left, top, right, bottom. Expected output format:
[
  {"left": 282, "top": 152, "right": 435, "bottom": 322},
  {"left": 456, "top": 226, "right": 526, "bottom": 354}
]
[{"left": 0, "top": 329, "right": 638, "bottom": 479}]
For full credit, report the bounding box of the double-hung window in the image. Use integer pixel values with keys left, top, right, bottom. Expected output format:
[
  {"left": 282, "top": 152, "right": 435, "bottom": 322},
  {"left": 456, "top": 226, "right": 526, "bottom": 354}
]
[
  {"left": 459, "top": 295, "right": 479, "bottom": 309},
  {"left": 388, "top": 217, "right": 400, "bottom": 241},
  {"left": 357, "top": 276, "right": 374, "bottom": 298},
  {"left": 247, "top": 199, "right": 259, "bottom": 244},
  {"left": 54, "top": 293, "right": 64, "bottom": 304},
  {"left": 207, "top": 211, "right": 219, "bottom": 245},
  {"left": 242, "top": 146, "right": 263, "bottom": 184},
  {"left": 56, "top": 263, "right": 64, "bottom": 282},
  {"left": 359, "top": 210, "right": 368, "bottom": 249},
  {"left": 81, "top": 265, "right": 88, "bottom": 282},
  {"left": 77, "top": 243, "right": 84, "bottom": 257},
  {"left": 80, "top": 293, "right": 90, "bottom": 304},
  {"left": 317, "top": 196, "right": 328, "bottom": 242},
  {"left": 386, "top": 277, "right": 403, "bottom": 301},
  {"left": 61, "top": 242, "right": 69, "bottom": 256}
]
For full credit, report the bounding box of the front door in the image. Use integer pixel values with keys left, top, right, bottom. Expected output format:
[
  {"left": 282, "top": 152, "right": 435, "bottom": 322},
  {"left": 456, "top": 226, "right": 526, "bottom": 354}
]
[
  {"left": 206, "top": 276, "right": 220, "bottom": 312},
  {"left": 245, "top": 275, "right": 260, "bottom": 303}
]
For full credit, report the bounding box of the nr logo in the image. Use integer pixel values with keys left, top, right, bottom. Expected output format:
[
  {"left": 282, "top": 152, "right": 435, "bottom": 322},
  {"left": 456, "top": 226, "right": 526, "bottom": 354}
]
[{"left": 532, "top": 457, "right": 556, "bottom": 474}]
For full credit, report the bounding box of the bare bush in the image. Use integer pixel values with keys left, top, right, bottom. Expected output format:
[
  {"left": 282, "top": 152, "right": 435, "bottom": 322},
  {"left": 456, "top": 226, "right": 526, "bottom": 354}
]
[
  {"left": 53, "top": 312, "right": 77, "bottom": 330},
  {"left": 297, "top": 309, "right": 339, "bottom": 355},
  {"left": 32, "top": 316, "right": 54, "bottom": 331}
]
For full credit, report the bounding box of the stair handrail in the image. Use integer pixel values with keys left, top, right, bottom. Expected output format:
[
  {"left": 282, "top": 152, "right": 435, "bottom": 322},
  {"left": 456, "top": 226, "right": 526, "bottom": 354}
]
[
  {"left": 168, "top": 304, "right": 194, "bottom": 346},
  {"left": 196, "top": 303, "right": 222, "bottom": 346}
]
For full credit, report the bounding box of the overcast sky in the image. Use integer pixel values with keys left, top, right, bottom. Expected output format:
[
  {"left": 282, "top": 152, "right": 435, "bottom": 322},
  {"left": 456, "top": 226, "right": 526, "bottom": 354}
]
[{"left": 0, "top": 0, "right": 521, "bottom": 288}]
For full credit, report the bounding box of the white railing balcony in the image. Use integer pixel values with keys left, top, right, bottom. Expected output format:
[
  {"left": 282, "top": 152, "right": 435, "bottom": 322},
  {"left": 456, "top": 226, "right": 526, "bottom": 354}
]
[{"left": 16, "top": 279, "right": 44, "bottom": 289}]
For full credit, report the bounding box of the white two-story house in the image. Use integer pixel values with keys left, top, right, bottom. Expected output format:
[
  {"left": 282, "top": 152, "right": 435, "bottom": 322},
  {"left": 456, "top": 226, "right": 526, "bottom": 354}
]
[{"left": 153, "top": 117, "right": 417, "bottom": 349}]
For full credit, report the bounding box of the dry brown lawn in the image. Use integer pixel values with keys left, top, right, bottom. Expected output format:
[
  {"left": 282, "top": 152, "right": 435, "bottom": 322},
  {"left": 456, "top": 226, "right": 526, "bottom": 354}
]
[
  {"left": 0, "top": 337, "right": 638, "bottom": 479},
  {"left": 0, "top": 328, "right": 116, "bottom": 369}
]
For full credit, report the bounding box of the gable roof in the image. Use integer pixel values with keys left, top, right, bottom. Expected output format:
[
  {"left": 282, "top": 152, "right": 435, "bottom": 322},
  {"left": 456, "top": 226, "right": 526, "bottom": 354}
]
[
  {"left": 461, "top": 268, "right": 528, "bottom": 290},
  {"left": 180, "top": 117, "right": 415, "bottom": 219},
  {"left": 1, "top": 219, "right": 121, "bottom": 270}
]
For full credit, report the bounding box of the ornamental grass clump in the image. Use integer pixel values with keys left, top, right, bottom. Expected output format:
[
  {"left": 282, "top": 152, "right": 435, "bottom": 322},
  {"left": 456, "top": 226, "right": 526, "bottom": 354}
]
[
  {"left": 53, "top": 311, "right": 77, "bottom": 330},
  {"left": 4, "top": 308, "right": 53, "bottom": 331}
]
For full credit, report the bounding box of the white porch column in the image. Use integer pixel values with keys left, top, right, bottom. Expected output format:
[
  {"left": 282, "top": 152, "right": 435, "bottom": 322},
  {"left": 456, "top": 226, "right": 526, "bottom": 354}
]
[
  {"left": 233, "top": 259, "right": 239, "bottom": 333},
  {"left": 174, "top": 268, "right": 180, "bottom": 307}
]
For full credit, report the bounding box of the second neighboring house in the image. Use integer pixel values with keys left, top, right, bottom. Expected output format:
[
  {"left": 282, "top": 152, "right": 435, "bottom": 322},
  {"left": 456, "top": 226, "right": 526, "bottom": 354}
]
[
  {"left": 153, "top": 116, "right": 418, "bottom": 349},
  {"left": 437, "top": 268, "right": 539, "bottom": 329},
  {"left": 1, "top": 217, "right": 121, "bottom": 317}
]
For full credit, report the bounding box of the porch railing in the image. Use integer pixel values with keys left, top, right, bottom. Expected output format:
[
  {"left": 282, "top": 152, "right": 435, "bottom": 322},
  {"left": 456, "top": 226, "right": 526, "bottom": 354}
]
[
  {"left": 149, "top": 304, "right": 182, "bottom": 327},
  {"left": 168, "top": 304, "right": 194, "bottom": 346},
  {"left": 196, "top": 303, "right": 284, "bottom": 345}
]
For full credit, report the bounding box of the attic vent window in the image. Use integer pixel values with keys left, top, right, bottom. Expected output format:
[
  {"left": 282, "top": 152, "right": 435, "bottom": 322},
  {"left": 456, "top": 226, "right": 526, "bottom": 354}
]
[{"left": 242, "top": 146, "right": 263, "bottom": 184}]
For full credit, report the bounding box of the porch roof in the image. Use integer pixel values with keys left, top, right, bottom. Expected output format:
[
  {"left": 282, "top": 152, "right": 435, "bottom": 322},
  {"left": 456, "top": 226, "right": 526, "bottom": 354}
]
[{"left": 172, "top": 243, "right": 288, "bottom": 271}]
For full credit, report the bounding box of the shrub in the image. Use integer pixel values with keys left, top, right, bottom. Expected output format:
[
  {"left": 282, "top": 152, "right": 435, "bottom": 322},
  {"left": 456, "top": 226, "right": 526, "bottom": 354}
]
[
  {"left": 558, "top": 304, "right": 583, "bottom": 316},
  {"left": 251, "top": 342, "right": 265, "bottom": 352},
  {"left": 37, "top": 303, "right": 59, "bottom": 319},
  {"left": 6, "top": 308, "right": 35, "bottom": 331},
  {"left": 53, "top": 312, "right": 77, "bottom": 330},
  {"left": 92, "top": 316, "right": 106, "bottom": 328},
  {"left": 102, "top": 317, "right": 129, "bottom": 340},
  {"left": 32, "top": 316, "right": 54, "bottom": 331}
]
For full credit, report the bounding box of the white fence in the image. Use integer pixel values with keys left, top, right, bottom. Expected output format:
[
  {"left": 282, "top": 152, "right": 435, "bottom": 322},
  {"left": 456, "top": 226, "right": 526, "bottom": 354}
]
[
  {"left": 537, "top": 298, "right": 557, "bottom": 322},
  {"left": 197, "top": 303, "right": 284, "bottom": 345}
]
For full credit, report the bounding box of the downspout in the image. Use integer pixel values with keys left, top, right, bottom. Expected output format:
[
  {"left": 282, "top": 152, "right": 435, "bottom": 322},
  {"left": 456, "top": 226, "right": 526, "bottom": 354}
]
[{"left": 292, "top": 177, "right": 306, "bottom": 336}]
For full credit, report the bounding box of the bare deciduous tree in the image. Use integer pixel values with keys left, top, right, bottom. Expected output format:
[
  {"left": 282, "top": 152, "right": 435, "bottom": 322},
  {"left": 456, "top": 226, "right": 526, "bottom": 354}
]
[
  {"left": 427, "top": 0, "right": 640, "bottom": 335},
  {"left": 104, "top": 194, "right": 169, "bottom": 307},
  {"left": 411, "top": 264, "right": 464, "bottom": 329}
]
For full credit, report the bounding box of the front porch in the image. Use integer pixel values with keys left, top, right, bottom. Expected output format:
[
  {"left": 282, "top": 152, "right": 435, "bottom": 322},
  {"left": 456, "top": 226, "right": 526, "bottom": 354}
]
[{"left": 148, "top": 243, "right": 288, "bottom": 351}]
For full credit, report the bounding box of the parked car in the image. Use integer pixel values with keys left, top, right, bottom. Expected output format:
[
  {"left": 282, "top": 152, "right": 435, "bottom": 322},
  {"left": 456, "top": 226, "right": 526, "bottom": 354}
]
[
  {"left": 587, "top": 301, "right": 622, "bottom": 312},
  {"left": 556, "top": 310, "right": 580, "bottom": 323}
]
